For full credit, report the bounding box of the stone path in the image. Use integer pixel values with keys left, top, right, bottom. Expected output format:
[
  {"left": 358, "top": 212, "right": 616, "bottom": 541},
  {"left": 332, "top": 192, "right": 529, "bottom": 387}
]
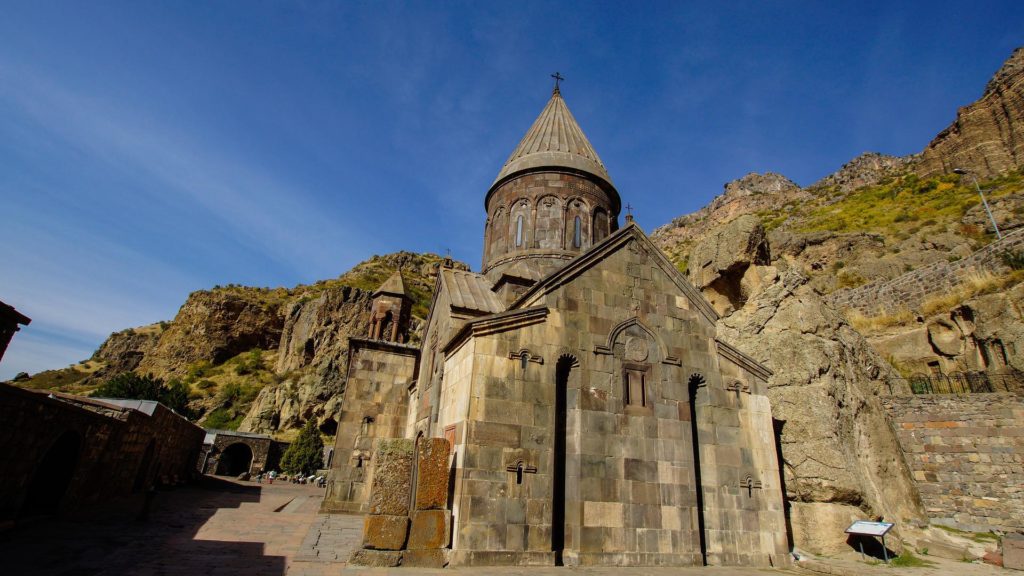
[{"left": 0, "top": 476, "right": 1005, "bottom": 575}]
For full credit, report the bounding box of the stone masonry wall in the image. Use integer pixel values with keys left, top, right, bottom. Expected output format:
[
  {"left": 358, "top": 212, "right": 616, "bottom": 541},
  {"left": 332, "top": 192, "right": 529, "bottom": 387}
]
[
  {"left": 828, "top": 228, "right": 1024, "bottom": 315},
  {"left": 881, "top": 393, "right": 1024, "bottom": 532}
]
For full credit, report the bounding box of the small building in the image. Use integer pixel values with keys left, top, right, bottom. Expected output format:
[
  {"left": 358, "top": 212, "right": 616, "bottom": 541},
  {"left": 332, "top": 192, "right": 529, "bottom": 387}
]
[
  {"left": 199, "top": 429, "right": 288, "bottom": 476},
  {"left": 0, "top": 384, "right": 205, "bottom": 525}
]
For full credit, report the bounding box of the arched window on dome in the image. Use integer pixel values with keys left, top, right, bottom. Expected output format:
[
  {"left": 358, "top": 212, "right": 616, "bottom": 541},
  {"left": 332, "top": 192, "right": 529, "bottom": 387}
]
[
  {"left": 515, "top": 215, "right": 524, "bottom": 247},
  {"left": 573, "top": 216, "right": 582, "bottom": 248}
]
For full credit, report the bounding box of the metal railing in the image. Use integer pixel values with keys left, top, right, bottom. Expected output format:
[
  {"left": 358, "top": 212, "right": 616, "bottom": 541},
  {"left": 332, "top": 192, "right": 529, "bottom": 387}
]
[{"left": 899, "top": 369, "right": 1024, "bottom": 395}]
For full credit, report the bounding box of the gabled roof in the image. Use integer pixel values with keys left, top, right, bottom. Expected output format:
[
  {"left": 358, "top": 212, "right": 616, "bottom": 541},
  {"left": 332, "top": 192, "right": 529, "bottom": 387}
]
[
  {"left": 489, "top": 88, "right": 615, "bottom": 195},
  {"left": 509, "top": 222, "right": 720, "bottom": 325},
  {"left": 373, "top": 271, "right": 407, "bottom": 298},
  {"left": 440, "top": 268, "right": 504, "bottom": 315}
]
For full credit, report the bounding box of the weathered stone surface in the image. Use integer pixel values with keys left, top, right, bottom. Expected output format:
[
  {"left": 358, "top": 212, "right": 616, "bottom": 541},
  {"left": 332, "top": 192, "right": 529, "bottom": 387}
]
[
  {"left": 917, "top": 47, "right": 1024, "bottom": 179},
  {"left": 414, "top": 438, "right": 451, "bottom": 511},
  {"left": 368, "top": 439, "right": 414, "bottom": 516},
  {"left": 402, "top": 549, "right": 449, "bottom": 568},
  {"left": 408, "top": 509, "right": 451, "bottom": 550},
  {"left": 1004, "top": 533, "right": 1024, "bottom": 571},
  {"left": 349, "top": 549, "right": 402, "bottom": 567},
  {"left": 362, "top": 514, "right": 409, "bottom": 551},
  {"left": 717, "top": 268, "right": 925, "bottom": 551},
  {"left": 926, "top": 317, "right": 964, "bottom": 357},
  {"left": 789, "top": 502, "right": 862, "bottom": 555},
  {"left": 688, "top": 214, "right": 770, "bottom": 315}
]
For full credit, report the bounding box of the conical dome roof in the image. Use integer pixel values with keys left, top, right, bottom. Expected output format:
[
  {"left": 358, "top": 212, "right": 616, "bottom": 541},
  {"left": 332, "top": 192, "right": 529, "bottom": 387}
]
[
  {"left": 373, "top": 271, "right": 407, "bottom": 297},
  {"left": 490, "top": 89, "right": 615, "bottom": 192}
]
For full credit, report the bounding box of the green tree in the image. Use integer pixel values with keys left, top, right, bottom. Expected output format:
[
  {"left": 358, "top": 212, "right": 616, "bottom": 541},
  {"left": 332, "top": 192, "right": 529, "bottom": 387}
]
[
  {"left": 91, "top": 372, "right": 193, "bottom": 419},
  {"left": 280, "top": 419, "right": 325, "bottom": 475}
]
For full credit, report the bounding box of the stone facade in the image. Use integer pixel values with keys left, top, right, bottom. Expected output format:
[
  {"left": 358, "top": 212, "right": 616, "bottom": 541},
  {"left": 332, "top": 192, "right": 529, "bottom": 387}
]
[
  {"left": 323, "top": 87, "right": 789, "bottom": 567},
  {"left": 828, "top": 227, "right": 1024, "bottom": 316},
  {"left": 881, "top": 392, "right": 1024, "bottom": 533},
  {"left": 484, "top": 173, "right": 619, "bottom": 283},
  {"left": 324, "top": 337, "right": 419, "bottom": 513},
  {"left": 0, "top": 383, "right": 204, "bottom": 525}
]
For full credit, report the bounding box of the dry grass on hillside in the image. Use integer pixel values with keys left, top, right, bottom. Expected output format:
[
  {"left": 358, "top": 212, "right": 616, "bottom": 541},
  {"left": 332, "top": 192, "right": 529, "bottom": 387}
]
[
  {"left": 844, "top": 269, "right": 1024, "bottom": 333},
  {"left": 846, "top": 309, "right": 917, "bottom": 333},
  {"left": 920, "top": 269, "right": 1024, "bottom": 316}
]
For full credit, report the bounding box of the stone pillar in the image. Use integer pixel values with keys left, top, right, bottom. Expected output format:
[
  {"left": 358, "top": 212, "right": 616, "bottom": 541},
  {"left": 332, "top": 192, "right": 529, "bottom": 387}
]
[
  {"left": 351, "top": 439, "right": 414, "bottom": 567},
  {"left": 350, "top": 437, "right": 453, "bottom": 568},
  {"left": 406, "top": 438, "right": 452, "bottom": 567}
]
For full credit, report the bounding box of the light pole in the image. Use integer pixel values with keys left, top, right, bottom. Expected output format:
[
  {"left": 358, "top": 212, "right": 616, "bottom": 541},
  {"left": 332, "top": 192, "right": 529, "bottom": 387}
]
[{"left": 953, "top": 168, "right": 1002, "bottom": 240}]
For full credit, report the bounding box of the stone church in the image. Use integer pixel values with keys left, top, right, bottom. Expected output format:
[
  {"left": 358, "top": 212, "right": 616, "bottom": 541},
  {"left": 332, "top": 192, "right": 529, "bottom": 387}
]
[{"left": 324, "top": 85, "right": 789, "bottom": 567}]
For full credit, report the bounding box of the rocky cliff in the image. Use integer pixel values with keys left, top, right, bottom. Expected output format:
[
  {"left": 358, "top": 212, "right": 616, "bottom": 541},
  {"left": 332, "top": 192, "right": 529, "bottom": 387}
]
[
  {"left": 650, "top": 47, "right": 1024, "bottom": 554},
  {"left": 137, "top": 287, "right": 287, "bottom": 378},
  {"left": 917, "top": 47, "right": 1024, "bottom": 179},
  {"left": 688, "top": 219, "right": 925, "bottom": 552},
  {"left": 10, "top": 251, "right": 462, "bottom": 438}
]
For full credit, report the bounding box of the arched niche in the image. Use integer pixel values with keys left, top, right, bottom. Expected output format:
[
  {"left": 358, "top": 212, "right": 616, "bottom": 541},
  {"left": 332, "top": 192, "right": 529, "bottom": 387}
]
[
  {"left": 510, "top": 199, "right": 531, "bottom": 250},
  {"left": 564, "top": 198, "right": 590, "bottom": 251},
  {"left": 535, "top": 195, "right": 563, "bottom": 249},
  {"left": 490, "top": 207, "right": 508, "bottom": 257}
]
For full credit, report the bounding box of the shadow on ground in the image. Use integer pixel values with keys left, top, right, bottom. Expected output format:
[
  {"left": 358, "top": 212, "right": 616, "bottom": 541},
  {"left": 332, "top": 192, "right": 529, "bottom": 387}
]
[{"left": 0, "top": 475, "right": 286, "bottom": 576}]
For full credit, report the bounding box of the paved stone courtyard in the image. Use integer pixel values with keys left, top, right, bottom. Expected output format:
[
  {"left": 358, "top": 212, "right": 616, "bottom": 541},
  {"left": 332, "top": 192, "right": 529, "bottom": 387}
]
[{"left": 0, "top": 475, "right": 1005, "bottom": 575}]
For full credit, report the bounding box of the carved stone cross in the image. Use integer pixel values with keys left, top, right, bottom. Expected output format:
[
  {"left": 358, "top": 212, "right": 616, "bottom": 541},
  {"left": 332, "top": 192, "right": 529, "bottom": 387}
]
[{"left": 506, "top": 460, "right": 537, "bottom": 485}]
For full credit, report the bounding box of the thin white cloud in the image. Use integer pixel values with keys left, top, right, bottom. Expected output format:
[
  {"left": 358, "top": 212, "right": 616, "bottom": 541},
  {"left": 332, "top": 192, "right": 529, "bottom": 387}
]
[{"left": 0, "top": 60, "right": 368, "bottom": 277}]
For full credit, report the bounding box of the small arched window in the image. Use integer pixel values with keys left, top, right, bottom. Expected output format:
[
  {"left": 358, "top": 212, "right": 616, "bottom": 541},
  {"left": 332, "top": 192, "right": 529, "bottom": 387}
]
[
  {"left": 573, "top": 216, "right": 582, "bottom": 248},
  {"left": 515, "top": 215, "right": 524, "bottom": 247}
]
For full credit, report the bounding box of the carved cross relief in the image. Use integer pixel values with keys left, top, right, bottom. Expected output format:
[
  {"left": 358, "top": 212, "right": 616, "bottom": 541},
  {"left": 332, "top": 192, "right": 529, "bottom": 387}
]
[
  {"left": 740, "top": 475, "right": 763, "bottom": 497},
  {"left": 506, "top": 460, "right": 537, "bottom": 485}
]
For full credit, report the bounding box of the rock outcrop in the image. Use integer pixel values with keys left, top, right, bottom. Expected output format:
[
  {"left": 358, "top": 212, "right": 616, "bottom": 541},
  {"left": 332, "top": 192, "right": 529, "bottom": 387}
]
[
  {"left": 687, "top": 214, "right": 772, "bottom": 315},
  {"left": 276, "top": 286, "right": 373, "bottom": 374},
  {"left": 810, "top": 152, "right": 910, "bottom": 192},
  {"left": 717, "top": 268, "right": 924, "bottom": 551},
  {"left": 137, "top": 288, "right": 285, "bottom": 378},
  {"left": 653, "top": 172, "right": 808, "bottom": 265},
  {"left": 917, "top": 47, "right": 1024, "bottom": 179},
  {"left": 90, "top": 323, "right": 163, "bottom": 377},
  {"left": 868, "top": 282, "right": 1024, "bottom": 375}
]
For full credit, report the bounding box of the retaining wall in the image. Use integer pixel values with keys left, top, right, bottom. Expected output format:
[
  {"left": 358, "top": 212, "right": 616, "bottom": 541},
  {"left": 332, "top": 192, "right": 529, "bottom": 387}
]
[
  {"left": 828, "top": 228, "right": 1024, "bottom": 315},
  {"left": 881, "top": 393, "right": 1024, "bottom": 532}
]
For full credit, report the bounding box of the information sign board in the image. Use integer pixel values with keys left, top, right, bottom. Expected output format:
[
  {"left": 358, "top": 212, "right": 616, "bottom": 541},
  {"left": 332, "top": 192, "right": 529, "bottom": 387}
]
[{"left": 845, "top": 521, "right": 894, "bottom": 537}]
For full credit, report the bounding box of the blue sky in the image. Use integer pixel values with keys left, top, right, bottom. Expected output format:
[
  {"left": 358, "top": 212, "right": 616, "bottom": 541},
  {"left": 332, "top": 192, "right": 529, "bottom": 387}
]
[{"left": 1, "top": 1, "right": 1022, "bottom": 379}]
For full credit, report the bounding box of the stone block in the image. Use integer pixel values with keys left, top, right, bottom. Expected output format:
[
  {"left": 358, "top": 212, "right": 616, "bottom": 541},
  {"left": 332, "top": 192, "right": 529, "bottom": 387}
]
[
  {"left": 362, "top": 514, "right": 409, "bottom": 550},
  {"left": 1005, "top": 533, "right": 1024, "bottom": 571},
  {"left": 402, "top": 548, "right": 449, "bottom": 567},
  {"left": 415, "top": 438, "right": 451, "bottom": 510},
  {"left": 350, "top": 549, "right": 403, "bottom": 567},
  {"left": 368, "top": 438, "right": 414, "bottom": 516},
  {"left": 408, "top": 509, "right": 451, "bottom": 550}
]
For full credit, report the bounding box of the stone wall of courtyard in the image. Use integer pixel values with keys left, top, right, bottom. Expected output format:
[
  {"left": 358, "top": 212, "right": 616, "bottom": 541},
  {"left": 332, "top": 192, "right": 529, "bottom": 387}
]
[{"left": 881, "top": 392, "right": 1024, "bottom": 532}]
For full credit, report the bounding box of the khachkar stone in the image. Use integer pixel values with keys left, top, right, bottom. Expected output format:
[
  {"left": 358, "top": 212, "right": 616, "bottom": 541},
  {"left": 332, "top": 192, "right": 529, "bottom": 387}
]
[
  {"left": 351, "top": 437, "right": 453, "bottom": 568},
  {"left": 351, "top": 439, "right": 414, "bottom": 566},
  {"left": 368, "top": 438, "right": 414, "bottom": 516},
  {"left": 406, "top": 438, "right": 452, "bottom": 567}
]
